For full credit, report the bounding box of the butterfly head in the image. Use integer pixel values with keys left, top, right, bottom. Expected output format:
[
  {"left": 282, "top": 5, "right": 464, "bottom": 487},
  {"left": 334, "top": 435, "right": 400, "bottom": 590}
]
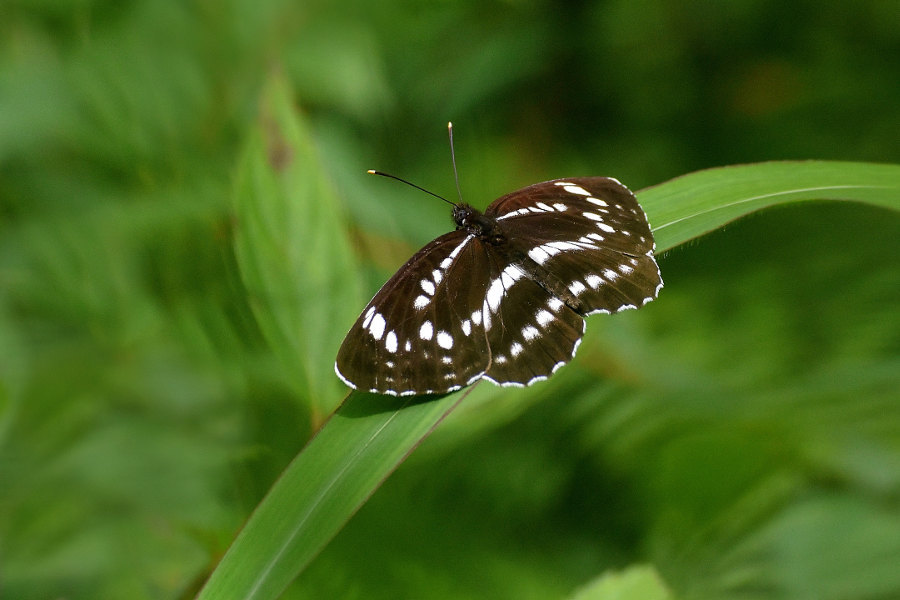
[{"left": 453, "top": 203, "right": 503, "bottom": 243}]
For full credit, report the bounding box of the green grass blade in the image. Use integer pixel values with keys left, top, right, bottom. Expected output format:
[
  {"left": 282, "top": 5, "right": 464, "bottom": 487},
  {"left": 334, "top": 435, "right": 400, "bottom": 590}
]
[
  {"left": 198, "top": 159, "right": 899, "bottom": 599},
  {"left": 639, "top": 161, "right": 900, "bottom": 252},
  {"left": 568, "top": 565, "right": 672, "bottom": 600},
  {"left": 195, "top": 390, "right": 463, "bottom": 600},
  {"left": 233, "top": 73, "right": 361, "bottom": 415}
]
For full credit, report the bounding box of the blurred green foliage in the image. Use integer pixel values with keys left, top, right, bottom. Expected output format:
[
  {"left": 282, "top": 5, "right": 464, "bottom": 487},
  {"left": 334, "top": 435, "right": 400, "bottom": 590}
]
[{"left": 0, "top": 1, "right": 897, "bottom": 599}]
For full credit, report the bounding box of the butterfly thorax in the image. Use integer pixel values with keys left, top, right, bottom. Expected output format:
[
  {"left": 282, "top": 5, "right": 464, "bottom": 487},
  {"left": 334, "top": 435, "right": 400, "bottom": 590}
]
[
  {"left": 452, "top": 203, "right": 505, "bottom": 244},
  {"left": 451, "top": 201, "right": 587, "bottom": 313}
]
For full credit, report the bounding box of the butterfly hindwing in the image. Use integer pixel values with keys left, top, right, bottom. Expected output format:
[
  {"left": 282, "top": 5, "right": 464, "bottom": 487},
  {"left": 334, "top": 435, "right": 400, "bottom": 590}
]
[
  {"left": 335, "top": 232, "right": 491, "bottom": 396},
  {"left": 477, "top": 256, "right": 586, "bottom": 386}
]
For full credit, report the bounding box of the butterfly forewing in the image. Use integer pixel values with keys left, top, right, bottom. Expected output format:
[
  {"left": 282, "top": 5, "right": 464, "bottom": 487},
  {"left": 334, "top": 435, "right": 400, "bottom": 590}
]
[
  {"left": 335, "top": 232, "right": 491, "bottom": 396},
  {"left": 489, "top": 177, "right": 663, "bottom": 315}
]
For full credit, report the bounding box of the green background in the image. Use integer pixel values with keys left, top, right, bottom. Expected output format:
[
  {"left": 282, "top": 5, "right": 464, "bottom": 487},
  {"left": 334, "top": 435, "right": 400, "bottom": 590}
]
[{"left": 1, "top": 1, "right": 898, "bottom": 599}]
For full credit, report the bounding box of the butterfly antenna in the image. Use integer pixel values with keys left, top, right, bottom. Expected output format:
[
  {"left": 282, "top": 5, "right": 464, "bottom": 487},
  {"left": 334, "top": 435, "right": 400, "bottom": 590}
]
[
  {"left": 367, "top": 170, "right": 456, "bottom": 207},
  {"left": 448, "top": 121, "right": 464, "bottom": 204}
]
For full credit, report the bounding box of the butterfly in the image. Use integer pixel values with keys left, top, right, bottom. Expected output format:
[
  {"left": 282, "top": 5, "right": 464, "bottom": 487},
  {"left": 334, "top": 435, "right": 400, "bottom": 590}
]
[{"left": 334, "top": 172, "right": 663, "bottom": 396}]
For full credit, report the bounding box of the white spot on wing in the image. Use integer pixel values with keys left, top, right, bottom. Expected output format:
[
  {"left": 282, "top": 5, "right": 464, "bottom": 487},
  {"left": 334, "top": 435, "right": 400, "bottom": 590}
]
[
  {"left": 618, "top": 264, "right": 634, "bottom": 274},
  {"left": 420, "top": 279, "right": 436, "bottom": 295},
  {"left": 586, "top": 274, "right": 603, "bottom": 289},
  {"left": 462, "top": 319, "right": 472, "bottom": 336},
  {"left": 369, "top": 313, "right": 386, "bottom": 340},
  {"left": 497, "top": 208, "right": 531, "bottom": 220},
  {"left": 486, "top": 264, "right": 525, "bottom": 313},
  {"left": 501, "top": 264, "right": 524, "bottom": 288},
  {"left": 419, "top": 320, "right": 434, "bottom": 341},
  {"left": 528, "top": 246, "right": 552, "bottom": 265},
  {"left": 569, "top": 280, "right": 587, "bottom": 295},
  {"left": 598, "top": 222, "right": 616, "bottom": 233},
  {"left": 485, "top": 278, "right": 505, "bottom": 313},
  {"left": 548, "top": 297, "right": 564, "bottom": 312},
  {"left": 547, "top": 241, "right": 582, "bottom": 252},
  {"left": 522, "top": 326, "right": 539, "bottom": 341},
  {"left": 583, "top": 212, "right": 603, "bottom": 221},
  {"left": 362, "top": 306, "right": 375, "bottom": 329},
  {"left": 562, "top": 184, "right": 590, "bottom": 196},
  {"left": 437, "top": 330, "right": 454, "bottom": 349},
  {"left": 385, "top": 331, "right": 398, "bottom": 353},
  {"left": 414, "top": 295, "right": 430, "bottom": 309},
  {"left": 586, "top": 197, "right": 608, "bottom": 207},
  {"left": 510, "top": 342, "right": 523, "bottom": 357},
  {"left": 603, "top": 268, "right": 619, "bottom": 281},
  {"left": 448, "top": 235, "right": 473, "bottom": 260},
  {"left": 553, "top": 203, "right": 567, "bottom": 211},
  {"left": 536, "top": 310, "right": 554, "bottom": 327}
]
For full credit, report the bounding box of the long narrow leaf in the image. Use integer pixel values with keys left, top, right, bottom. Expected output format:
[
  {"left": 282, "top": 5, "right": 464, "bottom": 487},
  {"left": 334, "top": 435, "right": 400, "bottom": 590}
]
[
  {"left": 641, "top": 161, "right": 899, "bottom": 252},
  {"left": 196, "top": 390, "right": 463, "bottom": 600},
  {"left": 233, "top": 73, "right": 361, "bottom": 416}
]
